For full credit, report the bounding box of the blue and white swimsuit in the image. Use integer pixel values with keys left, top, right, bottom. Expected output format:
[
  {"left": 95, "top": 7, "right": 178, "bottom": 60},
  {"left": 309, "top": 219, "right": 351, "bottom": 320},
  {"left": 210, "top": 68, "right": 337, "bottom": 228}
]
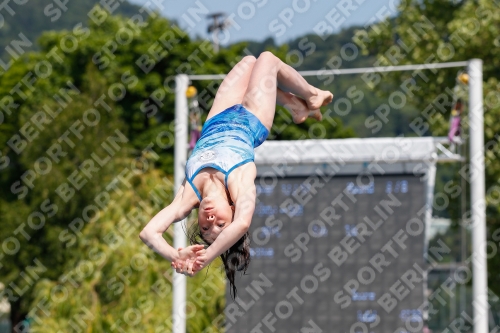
[{"left": 185, "top": 104, "right": 269, "bottom": 201}]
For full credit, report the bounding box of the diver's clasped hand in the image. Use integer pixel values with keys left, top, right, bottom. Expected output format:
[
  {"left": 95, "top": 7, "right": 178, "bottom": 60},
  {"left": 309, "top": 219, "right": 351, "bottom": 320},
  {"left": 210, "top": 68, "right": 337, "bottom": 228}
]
[{"left": 171, "top": 245, "right": 206, "bottom": 277}]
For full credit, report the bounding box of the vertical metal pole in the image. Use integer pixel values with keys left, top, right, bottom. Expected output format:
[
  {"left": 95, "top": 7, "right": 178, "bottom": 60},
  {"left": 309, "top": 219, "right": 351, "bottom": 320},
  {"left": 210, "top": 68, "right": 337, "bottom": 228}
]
[
  {"left": 423, "top": 161, "right": 436, "bottom": 325},
  {"left": 424, "top": 161, "right": 437, "bottom": 261},
  {"left": 460, "top": 141, "right": 467, "bottom": 319},
  {"left": 468, "top": 59, "right": 488, "bottom": 333},
  {"left": 173, "top": 74, "right": 189, "bottom": 333}
]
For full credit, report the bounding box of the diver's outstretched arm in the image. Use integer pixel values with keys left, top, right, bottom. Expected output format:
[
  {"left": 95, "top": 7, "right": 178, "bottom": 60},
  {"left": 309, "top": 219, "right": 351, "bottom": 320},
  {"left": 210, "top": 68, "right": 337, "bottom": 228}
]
[{"left": 139, "top": 180, "right": 200, "bottom": 262}]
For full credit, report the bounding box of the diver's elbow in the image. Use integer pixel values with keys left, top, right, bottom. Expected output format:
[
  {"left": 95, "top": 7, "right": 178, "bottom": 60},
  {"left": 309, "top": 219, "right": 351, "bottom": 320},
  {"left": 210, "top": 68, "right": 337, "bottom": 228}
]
[
  {"left": 240, "top": 219, "right": 251, "bottom": 233},
  {"left": 139, "top": 228, "right": 152, "bottom": 243}
]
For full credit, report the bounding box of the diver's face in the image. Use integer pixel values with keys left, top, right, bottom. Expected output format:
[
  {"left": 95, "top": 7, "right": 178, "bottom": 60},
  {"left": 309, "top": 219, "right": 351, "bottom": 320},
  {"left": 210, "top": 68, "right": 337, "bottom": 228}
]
[{"left": 198, "top": 196, "right": 234, "bottom": 243}]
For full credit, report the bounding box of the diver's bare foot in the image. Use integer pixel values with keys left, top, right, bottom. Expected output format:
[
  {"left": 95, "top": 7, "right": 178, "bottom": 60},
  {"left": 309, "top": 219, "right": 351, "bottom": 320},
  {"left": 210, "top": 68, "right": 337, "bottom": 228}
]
[
  {"left": 306, "top": 87, "right": 333, "bottom": 110},
  {"left": 284, "top": 93, "right": 322, "bottom": 124}
]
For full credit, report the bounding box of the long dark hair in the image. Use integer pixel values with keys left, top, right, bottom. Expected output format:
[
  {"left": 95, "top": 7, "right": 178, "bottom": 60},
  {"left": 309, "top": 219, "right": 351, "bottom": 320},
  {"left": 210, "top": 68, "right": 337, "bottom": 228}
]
[{"left": 188, "top": 223, "right": 251, "bottom": 299}]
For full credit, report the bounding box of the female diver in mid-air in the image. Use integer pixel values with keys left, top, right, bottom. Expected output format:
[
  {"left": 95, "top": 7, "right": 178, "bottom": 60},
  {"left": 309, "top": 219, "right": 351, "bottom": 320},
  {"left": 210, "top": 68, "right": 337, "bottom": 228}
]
[{"left": 139, "top": 51, "right": 333, "bottom": 297}]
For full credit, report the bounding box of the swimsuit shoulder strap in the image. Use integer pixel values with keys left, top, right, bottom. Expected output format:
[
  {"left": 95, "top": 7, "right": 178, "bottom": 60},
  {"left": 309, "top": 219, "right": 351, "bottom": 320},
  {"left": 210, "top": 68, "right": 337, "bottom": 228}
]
[
  {"left": 186, "top": 174, "right": 202, "bottom": 202},
  {"left": 223, "top": 158, "right": 254, "bottom": 191}
]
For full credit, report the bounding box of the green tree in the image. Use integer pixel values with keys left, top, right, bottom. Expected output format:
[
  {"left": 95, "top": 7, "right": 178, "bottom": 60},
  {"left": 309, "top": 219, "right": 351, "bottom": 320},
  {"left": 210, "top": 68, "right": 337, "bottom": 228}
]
[
  {"left": 354, "top": 0, "right": 500, "bottom": 296},
  {"left": 0, "top": 48, "right": 128, "bottom": 326}
]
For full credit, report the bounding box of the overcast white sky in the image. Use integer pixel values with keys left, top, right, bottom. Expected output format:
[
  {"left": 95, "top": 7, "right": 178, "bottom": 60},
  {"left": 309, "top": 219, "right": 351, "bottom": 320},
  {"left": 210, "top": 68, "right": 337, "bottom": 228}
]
[{"left": 128, "top": 0, "right": 400, "bottom": 45}]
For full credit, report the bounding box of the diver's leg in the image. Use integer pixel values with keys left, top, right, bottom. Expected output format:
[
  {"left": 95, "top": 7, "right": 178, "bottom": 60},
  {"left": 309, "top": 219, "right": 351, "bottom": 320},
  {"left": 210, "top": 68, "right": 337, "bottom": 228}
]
[
  {"left": 242, "top": 51, "right": 332, "bottom": 130},
  {"left": 207, "top": 55, "right": 257, "bottom": 121}
]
